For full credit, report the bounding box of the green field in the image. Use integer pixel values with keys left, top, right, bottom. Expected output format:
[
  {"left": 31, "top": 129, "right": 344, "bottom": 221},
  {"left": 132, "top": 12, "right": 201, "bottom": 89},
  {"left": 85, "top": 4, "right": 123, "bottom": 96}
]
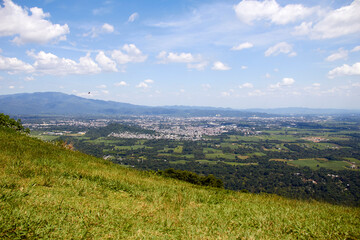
[
  {"left": 115, "top": 145, "right": 151, "bottom": 150},
  {"left": 205, "top": 153, "right": 236, "bottom": 160},
  {"left": 289, "top": 159, "right": 353, "bottom": 171},
  {"left": 174, "top": 145, "right": 183, "bottom": 153}
]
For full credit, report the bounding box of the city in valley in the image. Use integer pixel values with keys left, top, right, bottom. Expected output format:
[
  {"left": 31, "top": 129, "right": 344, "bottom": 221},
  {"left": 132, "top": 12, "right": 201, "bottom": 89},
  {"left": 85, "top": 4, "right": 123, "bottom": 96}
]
[{"left": 23, "top": 114, "right": 360, "bottom": 205}]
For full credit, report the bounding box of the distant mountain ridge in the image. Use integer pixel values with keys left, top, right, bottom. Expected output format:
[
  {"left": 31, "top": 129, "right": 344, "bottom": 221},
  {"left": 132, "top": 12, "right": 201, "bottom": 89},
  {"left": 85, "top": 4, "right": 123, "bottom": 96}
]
[
  {"left": 0, "top": 92, "right": 359, "bottom": 117},
  {"left": 0, "top": 92, "right": 267, "bottom": 117},
  {"left": 246, "top": 107, "right": 360, "bottom": 115}
]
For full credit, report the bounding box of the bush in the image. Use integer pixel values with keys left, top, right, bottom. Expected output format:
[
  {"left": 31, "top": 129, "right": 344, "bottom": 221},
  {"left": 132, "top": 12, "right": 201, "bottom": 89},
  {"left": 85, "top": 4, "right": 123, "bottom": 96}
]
[{"left": 157, "top": 168, "right": 223, "bottom": 188}]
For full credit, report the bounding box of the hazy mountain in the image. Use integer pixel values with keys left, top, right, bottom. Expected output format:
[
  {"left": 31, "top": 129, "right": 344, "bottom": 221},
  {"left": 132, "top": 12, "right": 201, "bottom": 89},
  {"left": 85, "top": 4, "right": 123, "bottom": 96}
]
[
  {"left": 246, "top": 107, "right": 360, "bottom": 115},
  {"left": 0, "top": 92, "right": 268, "bottom": 117}
]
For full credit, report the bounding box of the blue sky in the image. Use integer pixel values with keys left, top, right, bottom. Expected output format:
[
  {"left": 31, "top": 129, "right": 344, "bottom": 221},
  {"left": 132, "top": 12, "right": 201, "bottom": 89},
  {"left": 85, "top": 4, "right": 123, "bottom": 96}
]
[{"left": 0, "top": 0, "right": 359, "bottom": 109}]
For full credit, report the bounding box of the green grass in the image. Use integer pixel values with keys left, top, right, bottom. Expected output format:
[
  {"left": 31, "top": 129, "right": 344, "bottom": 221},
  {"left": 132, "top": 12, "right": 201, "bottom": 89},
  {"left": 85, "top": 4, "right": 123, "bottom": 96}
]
[
  {"left": 1, "top": 127, "right": 359, "bottom": 239},
  {"left": 174, "top": 146, "right": 183, "bottom": 154},
  {"left": 205, "top": 153, "right": 236, "bottom": 160},
  {"left": 114, "top": 145, "right": 151, "bottom": 150},
  {"left": 169, "top": 160, "right": 189, "bottom": 164},
  {"left": 223, "top": 162, "right": 258, "bottom": 166},
  {"left": 289, "top": 159, "right": 353, "bottom": 171}
]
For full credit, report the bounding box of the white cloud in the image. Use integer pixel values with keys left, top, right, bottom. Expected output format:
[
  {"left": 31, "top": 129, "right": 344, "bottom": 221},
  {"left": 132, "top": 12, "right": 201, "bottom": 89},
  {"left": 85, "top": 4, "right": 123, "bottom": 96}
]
[
  {"left": 326, "top": 48, "right": 348, "bottom": 62},
  {"left": 187, "top": 61, "right": 208, "bottom": 71},
  {"left": 128, "top": 12, "right": 139, "bottom": 23},
  {"left": 265, "top": 42, "right": 296, "bottom": 57},
  {"left": 312, "top": 83, "right": 321, "bottom": 88},
  {"left": 282, "top": 77, "right": 295, "bottom": 86},
  {"left": 144, "top": 79, "right": 154, "bottom": 84},
  {"left": 328, "top": 62, "right": 360, "bottom": 79},
  {"left": 351, "top": 46, "right": 360, "bottom": 52},
  {"left": 102, "top": 90, "right": 109, "bottom": 94},
  {"left": 270, "top": 77, "right": 295, "bottom": 89},
  {"left": 231, "top": 42, "right": 253, "bottom": 51},
  {"left": 101, "top": 23, "right": 114, "bottom": 33},
  {"left": 97, "top": 84, "right": 107, "bottom": 89},
  {"left": 85, "top": 23, "right": 115, "bottom": 38},
  {"left": 234, "top": 0, "right": 316, "bottom": 25},
  {"left": 239, "top": 83, "right": 253, "bottom": 88},
  {"left": 0, "top": 54, "right": 34, "bottom": 73},
  {"left": 212, "top": 61, "right": 231, "bottom": 71},
  {"left": 136, "top": 79, "right": 154, "bottom": 89},
  {"left": 157, "top": 51, "right": 198, "bottom": 63},
  {"left": 265, "top": 73, "right": 271, "bottom": 78},
  {"left": 294, "top": 1, "right": 360, "bottom": 39},
  {"left": 9, "top": 85, "right": 15, "bottom": 89},
  {"left": 111, "top": 44, "right": 147, "bottom": 65},
  {"left": 136, "top": 82, "right": 149, "bottom": 89},
  {"left": 157, "top": 51, "right": 206, "bottom": 70},
  {"left": 114, "top": 81, "right": 128, "bottom": 87},
  {"left": 248, "top": 89, "right": 265, "bottom": 96},
  {"left": 241, "top": 66, "right": 248, "bottom": 70},
  {"left": 0, "top": 0, "right": 69, "bottom": 44},
  {"left": 96, "top": 51, "right": 117, "bottom": 72},
  {"left": 24, "top": 76, "right": 34, "bottom": 81},
  {"left": 28, "top": 50, "right": 101, "bottom": 75}
]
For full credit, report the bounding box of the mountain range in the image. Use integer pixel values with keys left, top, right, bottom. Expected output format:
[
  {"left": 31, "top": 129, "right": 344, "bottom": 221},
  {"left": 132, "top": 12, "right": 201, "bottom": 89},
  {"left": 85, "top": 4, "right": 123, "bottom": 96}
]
[
  {"left": 0, "top": 92, "right": 359, "bottom": 117},
  {"left": 0, "top": 92, "right": 266, "bottom": 117}
]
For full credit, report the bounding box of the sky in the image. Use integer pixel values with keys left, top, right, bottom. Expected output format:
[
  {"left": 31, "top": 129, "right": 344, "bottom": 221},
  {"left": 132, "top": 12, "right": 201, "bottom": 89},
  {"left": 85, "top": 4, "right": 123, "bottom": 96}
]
[{"left": 0, "top": 0, "right": 359, "bottom": 109}]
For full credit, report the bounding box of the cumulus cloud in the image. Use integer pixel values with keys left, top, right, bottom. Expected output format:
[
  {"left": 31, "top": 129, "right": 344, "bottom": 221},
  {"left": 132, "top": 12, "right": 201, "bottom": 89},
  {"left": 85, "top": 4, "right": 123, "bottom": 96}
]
[
  {"left": 234, "top": 0, "right": 316, "bottom": 25},
  {"left": 0, "top": 0, "right": 69, "bottom": 44},
  {"left": 28, "top": 50, "right": 101, "bottom": 75},
  {"left": 328, "top": 62, "right": 360, "bottom": 79},
  {"left": 325, "top": 49, "right": 348, "bottom": 62},
  {"left": 128, "top": 12, "right": 139, "bottom": 23},
  {"left": 157, "top": 51, "right": 199, "bottom": 63},
  {"left": 111, "top": 44, "right": 147, "bottom": 65},
  {"left": 144, "top": 79, "right": 154, "bottom": 84},
  {"left": 24, "top": 76, "right": 35, "bottom": 81},
  {"left": 0, "top": 54, "right": 34, "bottom": 73},
  {"left": 96, "top": 84, "right": 107, "bottom": 89},
  {"left": 187, "top": 61, "right": 208, "bottom": 71},
  {"left": 84, "top": 23, "right": 115, "bottom": 38},
  {"left": 212, "top": 61, "right": 231, "bottom": 71},
  {"left": 96, "top": 51, "right": 117, "bottom": 72},
  {"left": 101, "top": 23, "right": 114, "bottom": 33},
  {"left": 231, "top": 42, "right": 253, "bottom": 51},
  {"left": 136, "top": 79, "right": 154, "bottom": 89},
  {"left": 270, "top": 77, "right": 295, "bottom": 89},
  {"left": 239, "top": 83, "right": 253, "bottom": 88},
  {"left": 157, "top": 51, "right": 207, "bottom": 70},
  {"left": 294, "top": 1, "right": 360, "bottom": 39},
  {"left": 114, "top": 81, "right": 128, "bottom": 87},
  {"left": 265, "top": 42, "right": 296, "bottom": 57}
]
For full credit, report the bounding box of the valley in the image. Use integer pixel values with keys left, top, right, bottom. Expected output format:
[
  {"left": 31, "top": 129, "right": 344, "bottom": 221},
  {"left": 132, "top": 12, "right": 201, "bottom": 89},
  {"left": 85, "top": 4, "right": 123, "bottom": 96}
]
[{"left": 26, "top": 114, "right": 360, "bottom": 206}]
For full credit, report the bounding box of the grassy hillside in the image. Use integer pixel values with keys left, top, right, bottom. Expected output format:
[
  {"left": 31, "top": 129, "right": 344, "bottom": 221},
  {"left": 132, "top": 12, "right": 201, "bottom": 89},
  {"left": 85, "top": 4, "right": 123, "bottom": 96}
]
[{"left": 0, "top": 127, "right": 359, "bottom": 239}]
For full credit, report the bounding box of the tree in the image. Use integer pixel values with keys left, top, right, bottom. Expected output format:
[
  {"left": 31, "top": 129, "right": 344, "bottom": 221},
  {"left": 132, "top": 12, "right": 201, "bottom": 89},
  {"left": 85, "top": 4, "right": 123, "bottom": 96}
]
[{"left": 0, "top": 113, "right": 30, "bottom": 133}]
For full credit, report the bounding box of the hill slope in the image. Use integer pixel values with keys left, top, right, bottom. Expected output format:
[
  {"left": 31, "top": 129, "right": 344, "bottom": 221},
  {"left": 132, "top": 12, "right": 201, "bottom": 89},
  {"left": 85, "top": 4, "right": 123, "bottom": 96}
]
[{"left": 0, "top": 127, "right": 359, "bottom": 239}]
